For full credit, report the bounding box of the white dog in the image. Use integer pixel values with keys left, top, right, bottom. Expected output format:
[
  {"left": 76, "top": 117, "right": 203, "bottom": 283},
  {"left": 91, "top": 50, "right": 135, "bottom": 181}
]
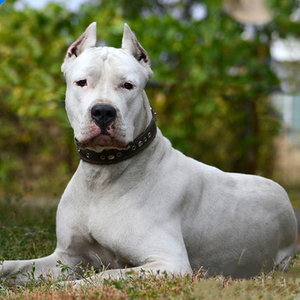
[{"left": 0, "top": 23, "right": 297, "bottom": 286}]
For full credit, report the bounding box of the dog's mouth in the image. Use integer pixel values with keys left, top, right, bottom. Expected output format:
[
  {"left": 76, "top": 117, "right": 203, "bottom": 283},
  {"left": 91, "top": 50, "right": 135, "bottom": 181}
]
[
  {"left": 75, "top": 111, "right": 157, "bottom": 164},
  {"left": 75, "top": 134, "right": 128, "bottom": 151}
]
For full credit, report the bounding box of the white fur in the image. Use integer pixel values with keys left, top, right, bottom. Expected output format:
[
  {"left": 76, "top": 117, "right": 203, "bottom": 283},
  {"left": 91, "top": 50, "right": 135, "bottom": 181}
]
[{"left": 1, "top": 23, "right": 297, "bottom": 286}]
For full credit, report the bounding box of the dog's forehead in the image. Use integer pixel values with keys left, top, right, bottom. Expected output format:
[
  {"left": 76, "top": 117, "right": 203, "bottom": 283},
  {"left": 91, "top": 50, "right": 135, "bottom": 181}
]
[
  {"left": 65, "top": 46, "right": 144, "bottom": 81},
  {"left": 93, "top": 46, "right": 126, "bottom": 61}
]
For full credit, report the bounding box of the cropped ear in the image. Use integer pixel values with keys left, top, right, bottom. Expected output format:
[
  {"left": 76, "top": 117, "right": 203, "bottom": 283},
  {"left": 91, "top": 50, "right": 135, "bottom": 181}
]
[
  {"left": 62, "top": 22, "right": 97, "bottom": 73},
  {"left": 65, "top": 22, "right": 97, "bottom": 59},
  {"left": 122, "top": 24, "right": 153, "bottom": 78}
]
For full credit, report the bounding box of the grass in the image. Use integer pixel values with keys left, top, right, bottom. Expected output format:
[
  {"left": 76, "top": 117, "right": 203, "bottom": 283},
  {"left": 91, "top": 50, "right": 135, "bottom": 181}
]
[{"left": 0, "top": 197, "right": 300, "bottom": 299}]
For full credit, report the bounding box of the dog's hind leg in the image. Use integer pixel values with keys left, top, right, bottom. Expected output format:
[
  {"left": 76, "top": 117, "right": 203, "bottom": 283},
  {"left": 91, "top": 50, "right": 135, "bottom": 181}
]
[{"left": 274, "top": 244, "right": 297, "bottom": 273}]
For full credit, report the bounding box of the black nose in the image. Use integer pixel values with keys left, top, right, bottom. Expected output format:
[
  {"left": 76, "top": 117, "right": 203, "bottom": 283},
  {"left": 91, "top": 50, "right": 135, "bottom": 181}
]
[{"left": 91, "top": 104, "right": 117, "bottom": 130}]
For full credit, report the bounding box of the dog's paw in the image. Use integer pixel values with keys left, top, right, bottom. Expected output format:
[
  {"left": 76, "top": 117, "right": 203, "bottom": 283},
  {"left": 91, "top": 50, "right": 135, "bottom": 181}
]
[
  {"left": 54, "top": 278, "right": 101, "bottom": 290},
  {"left": 52, "top": 279, "right": 80, "bottom": 290},
  {"left": 71, "top": 279, "right": 88, "bottom": 290}
]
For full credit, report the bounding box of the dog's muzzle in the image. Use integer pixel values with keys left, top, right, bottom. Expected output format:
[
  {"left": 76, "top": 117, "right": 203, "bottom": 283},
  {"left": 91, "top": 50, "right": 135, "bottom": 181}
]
[{"left": 76, "top": 109, "right": 157, "bottom": 165}]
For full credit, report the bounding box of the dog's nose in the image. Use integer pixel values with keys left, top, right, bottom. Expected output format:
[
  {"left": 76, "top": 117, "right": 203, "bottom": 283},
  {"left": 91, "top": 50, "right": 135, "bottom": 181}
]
[{"left": 91, "top": 104, "right": 117, "bottom": 129}]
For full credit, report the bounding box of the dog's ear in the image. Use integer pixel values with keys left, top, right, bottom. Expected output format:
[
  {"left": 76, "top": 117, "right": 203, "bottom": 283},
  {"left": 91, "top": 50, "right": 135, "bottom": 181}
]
[
  {"left": 122, "top": 24, "right": 153, "bottom": 79},
  {"left": 65, "top": 22, "right": 97, "bottom": 59},
  {"left": 61, "top": 22, "right": 97, "bottom": 73}
]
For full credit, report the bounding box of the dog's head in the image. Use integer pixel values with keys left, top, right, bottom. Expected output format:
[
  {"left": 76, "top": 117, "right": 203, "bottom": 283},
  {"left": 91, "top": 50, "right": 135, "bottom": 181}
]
[{"left": 61, "top": 23, "right": 153, "bottom": 152}]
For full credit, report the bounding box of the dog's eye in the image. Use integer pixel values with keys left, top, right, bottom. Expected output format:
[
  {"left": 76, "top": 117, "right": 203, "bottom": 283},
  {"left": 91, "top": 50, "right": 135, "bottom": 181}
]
[
  {"left": 123, "top": 82, "right": 134, "bottom": 90},
  {"left": 76, "top": 79, "right": 87, "bottom": 87}
]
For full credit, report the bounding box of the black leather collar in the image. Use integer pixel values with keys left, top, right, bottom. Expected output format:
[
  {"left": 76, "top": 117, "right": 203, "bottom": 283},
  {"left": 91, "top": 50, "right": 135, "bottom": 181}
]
[{"left": 76, "top": 111, "right": 157, "bottom": 165}]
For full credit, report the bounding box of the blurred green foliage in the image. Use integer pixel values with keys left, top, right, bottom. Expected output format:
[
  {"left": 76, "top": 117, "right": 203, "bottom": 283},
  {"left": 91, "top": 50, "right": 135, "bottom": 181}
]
[{"left": 0, "top": 0, "right": 298, "bottom": 197}]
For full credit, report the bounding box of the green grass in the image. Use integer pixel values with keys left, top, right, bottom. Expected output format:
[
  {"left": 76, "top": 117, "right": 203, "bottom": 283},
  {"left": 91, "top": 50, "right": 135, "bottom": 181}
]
[{"left": 0, "top": 198, "right": 300, "bottom": 299}]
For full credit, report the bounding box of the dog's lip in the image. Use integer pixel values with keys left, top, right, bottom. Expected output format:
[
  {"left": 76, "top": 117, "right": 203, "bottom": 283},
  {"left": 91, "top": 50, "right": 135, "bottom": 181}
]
[
  {"left": 75, "top": 135, "right": 129, "bottom": 150},
  {"left": 75, "top": 138, "right": 81, "bottom": 147},
  {"left": 75, "top": 133, "right": 110, "bottom": 146}
]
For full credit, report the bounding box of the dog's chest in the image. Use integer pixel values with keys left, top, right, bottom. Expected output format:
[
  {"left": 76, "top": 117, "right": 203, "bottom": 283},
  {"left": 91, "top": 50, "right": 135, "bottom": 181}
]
[
  {"left": 88, "top": 201, "right": 142, "bottom": 241},
  {"left": 87, "top": 198, "right": 150, "bottom": 266},
  {"left": 58, "top": 195, "right": 143, "bottom": 268}
]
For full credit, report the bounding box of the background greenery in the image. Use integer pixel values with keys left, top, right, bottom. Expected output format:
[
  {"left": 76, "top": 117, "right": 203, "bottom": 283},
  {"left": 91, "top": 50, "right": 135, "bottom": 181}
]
[{"left": 0, "top": 0, "right": 299, "bottom": 198}]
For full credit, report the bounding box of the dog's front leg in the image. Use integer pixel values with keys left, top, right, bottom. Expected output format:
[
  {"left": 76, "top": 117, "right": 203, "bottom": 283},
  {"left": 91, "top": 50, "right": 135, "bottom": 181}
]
[
  {"left": 0, "top": 250, "right": 81, "bottom": 285},
  {"left": 69, "top": 260, "right": 193, "bottom": 289}
]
